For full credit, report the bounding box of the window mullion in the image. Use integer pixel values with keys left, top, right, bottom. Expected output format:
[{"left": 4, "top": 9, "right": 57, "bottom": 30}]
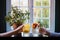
[
  {"left": 40, "top": 0, "right": 43, "bottom": 22},
  {"left": 28, "top": 0, "right": 33, "bottom": 33}
]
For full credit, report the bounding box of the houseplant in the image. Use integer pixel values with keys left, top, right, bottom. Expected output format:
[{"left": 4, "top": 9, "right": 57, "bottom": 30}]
[{"left": 5, "top": 6, "right": 30, "bottom": 30}]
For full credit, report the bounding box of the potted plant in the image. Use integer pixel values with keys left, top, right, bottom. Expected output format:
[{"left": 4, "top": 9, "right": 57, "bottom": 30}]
[{"left": 5, "top": 6, "right": 30, "bottom": 30}]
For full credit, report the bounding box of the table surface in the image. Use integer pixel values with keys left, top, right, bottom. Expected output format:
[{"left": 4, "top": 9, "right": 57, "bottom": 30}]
[
  {"left": 13, "top": 33, "right": 48, "bottom": 37},
  {"left": 22, "top": 33, "right": 49, "bottom": 37}
]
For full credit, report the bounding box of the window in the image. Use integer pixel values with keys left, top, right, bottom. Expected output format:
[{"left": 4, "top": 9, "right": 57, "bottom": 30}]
[
  {"left": 30, "top": 0, "right": 55, "bottom": 31},
  {"left": 6, "top": 0, "right": 55, "bottom": 32},
  {"left": 33, "top": 0, "right": 50, "bottom": 29},
  {"left": 11, "top": 0, "right": 50, "bottom": 29},
  {"left": 11, "top": 0, "right": 28, "bottom": 13}
]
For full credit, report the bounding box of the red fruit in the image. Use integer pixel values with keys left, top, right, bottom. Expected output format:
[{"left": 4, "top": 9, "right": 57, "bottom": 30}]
[{"left": 32, "top": 23, "right": 38, "bottom": 29}]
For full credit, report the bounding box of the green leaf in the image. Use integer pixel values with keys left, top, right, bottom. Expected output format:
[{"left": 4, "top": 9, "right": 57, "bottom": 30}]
[{"left": 5, "top": 6, "right": 30, "bottom": 26}]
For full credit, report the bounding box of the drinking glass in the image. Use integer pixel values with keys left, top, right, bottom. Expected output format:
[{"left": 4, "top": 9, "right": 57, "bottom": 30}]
[
  {"left": 23, "top": 24, "right": 30, "bottom": 37},
  {"left": 32, "top": 23, "right": 40, "bottom": 37}
]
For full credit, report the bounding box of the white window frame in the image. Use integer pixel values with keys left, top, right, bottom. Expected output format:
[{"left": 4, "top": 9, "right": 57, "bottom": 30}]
[
  {"left": 49, "top": 0, "right": 55, "bottom": 32},
  {"left": 6, "top": 0, "right": 55, "bottom": 33}
]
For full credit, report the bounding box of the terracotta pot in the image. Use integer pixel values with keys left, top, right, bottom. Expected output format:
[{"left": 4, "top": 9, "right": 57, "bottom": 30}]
[
  {"left": 12, "top": 23, "right": 22, "bottom": 30},
  {"left": 12, "top": 23, "right": 23, "bottom": 37},
  {"left": 12, "top": 23, "right": 17, "bottom": 30}
]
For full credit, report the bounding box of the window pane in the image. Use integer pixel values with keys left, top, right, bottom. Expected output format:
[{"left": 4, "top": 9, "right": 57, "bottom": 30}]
[
  {"left": 42, "top": 0, "right": 49, "bottom": 6},
  {"left": 33, "top": 8, "right": 41, "bottom": 18},
  {"left": 33, "top": 0, "right": 41, "bottom": 6},
  {"left": 33, "top": 18, "right": 41, "bottom": 23},
  {"left": 42, "top": 19, "right": 49, "bottom": 28},
  {"left": 11, "top": 0, "right": 19, "bottom": 6},
  {"left": 20, "top": 0, "right": 28, "bottom": 6},
  {"left": 42, "top": 8, "right": 49, "bottom": 17}
]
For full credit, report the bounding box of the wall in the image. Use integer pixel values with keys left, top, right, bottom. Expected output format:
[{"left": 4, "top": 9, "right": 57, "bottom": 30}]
[{"left": 6, "top": 0, "right": 11, "bottom": 31}]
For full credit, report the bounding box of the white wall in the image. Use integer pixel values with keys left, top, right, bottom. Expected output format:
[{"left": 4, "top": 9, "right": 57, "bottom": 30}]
[{"left": 6, "top": 0, "right": 11, "bottom": 31}]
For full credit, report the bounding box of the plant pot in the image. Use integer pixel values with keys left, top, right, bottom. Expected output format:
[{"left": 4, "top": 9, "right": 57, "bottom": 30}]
[
  {"left": 11, "top": 23, "right": 23, "bottom": 37},
  {"left": 12, "top": 23, "right": 17, "bottom": 30},
  {"left": 12, "top": 23, "right": 22, "bottom": 29}
]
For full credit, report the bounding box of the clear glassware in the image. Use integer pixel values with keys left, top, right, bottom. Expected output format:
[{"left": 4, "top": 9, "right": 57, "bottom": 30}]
[
  {"left": 32, "top": 26, "right": 40, "bottom": 37},
  {"left": 23, "top": 24, "right": 30, "bottom": 37}
]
